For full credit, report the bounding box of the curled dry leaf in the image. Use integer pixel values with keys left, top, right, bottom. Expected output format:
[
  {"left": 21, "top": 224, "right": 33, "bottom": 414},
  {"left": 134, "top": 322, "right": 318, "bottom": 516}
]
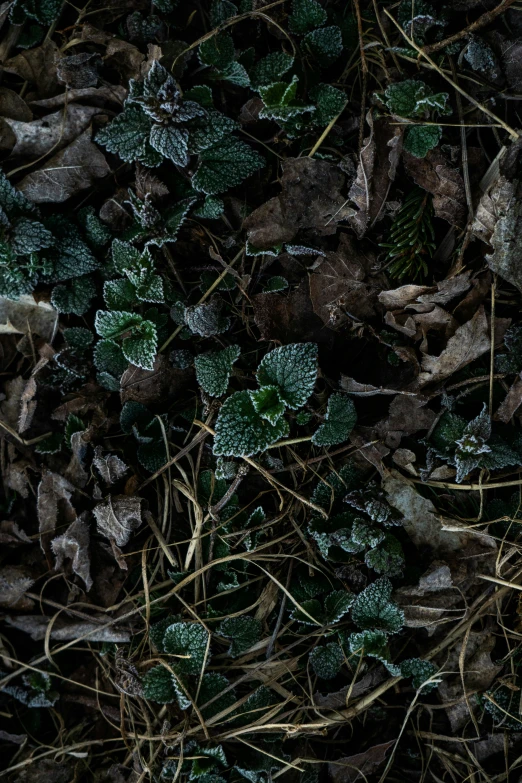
[
  {"left": 0, "top": 565, "right": 35, "bottom": 610},
  {"left": 495, "top": 371, "right": 522, "bottom": 422},
  {"left": 375, "top": 394, "right": 436, "bottom": 448},
  {"left": 403, "top": 148, "right": 466, "bottom": 225},
  {"left": 3, "top": 104, "right": 103, "bottom": 160},
  {"left": 65, "top": 430, "right": 90, "bottom": 488},
  {"left": 0, "top": 520, "right": 32, "bottom": 546},
  {"left": 31, "top": 85, "right": 127, "bottom": 110},
  {"left": 394, "top": 562, "right": 463, "bottom": 631},
  {"left": 93, "top": 495, "right": 143, "bottom": 548},
  {"left": 348, "top": 111, "right": 402, "bottom": 238},
  {"left": 315, "top": 668, "right": 387, "bottom": 709},
  {"left": 81, "top": 23, "right": 145, "bottom": 81},
  {"left": 0, "top": 295, "right": 58, "bottom": 341},
  {"left": 2, "top": 40, "right": 59, "bottom": 98},
  {"left": 418, "top": 305, "right": 490, "bottom": 387},
  {"left": 37, "top": 471, "right": 76, "bottom": 560},
  {"left": 328, "top": 741, "right": 395, "bottom": 783},
  {"left": 93, "top": 446, "right": 128, "bottom": 485},
  {"left": 51, "top": 516, "right": 93, "bottom": 591},
  {"left": 120, "top": 354, "right": 192, "bottom": 406},
  {"left": 18, "top": 128, "right": 110, "bottom": 204},
  {"left": 0, "top": 87, "right": 33, "bottom": 121},
  {"left": 18, "top": 376, "right": 37, "bottom": 433}
]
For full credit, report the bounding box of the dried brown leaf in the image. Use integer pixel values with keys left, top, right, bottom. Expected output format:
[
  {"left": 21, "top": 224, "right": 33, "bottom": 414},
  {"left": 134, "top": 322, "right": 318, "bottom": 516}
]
[
  {"left": 37, "top": 471, "right": 76, "bottom": 559},
  {"left": 2, "top": 40, "right": 59, "bottom": 98},
  {"left": 51, "top": 516, "right": 92, "bottom": 591},
  {"left": 93, "top": 495, "right": 143, "bottom": 548},
  {"left": 0, "top": 295, "right": 58, "bottom": 341},
  {"left": 403, "top": 148, "right": 466, "bottom": 225},
  {"left": 328, "top": 741, "right": 394, "bottom": 783},
  {"left": 0, "top": 566, "right": 35, "bottom": 610},
  {"left": 5, "top": 615, "right": 130, "bottom": 643},
  {"left": 3, "top": 104, "right": 103, "bottom": 160},
  {"left": 93, "top": 446, "right": 128, "bottom": 485}
]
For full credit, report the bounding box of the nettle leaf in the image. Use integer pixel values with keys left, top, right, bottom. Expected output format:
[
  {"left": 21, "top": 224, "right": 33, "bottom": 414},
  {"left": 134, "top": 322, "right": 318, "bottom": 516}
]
[
  {"left": 143, "top": 665, "right": 177, "bottom": 703},
  {"left": 303, "top": 26, "right": 343, "bottom": 66},
  {"left": 399, "top": 658, "right": 438, "bottom": 692},
  {"left": 309, "top": 643, "right": 344, "bottom": 679},
  {"left": 324, "top": 590, "right": 354, "bottom": 623},
  {"left": 310, "top": 83, "right": 346, "bottom": 125},
  {"left": 10, "top": 218, "right": 54, "bottom": 255},
  {"left": 213, "top": 61, "right": 251, "bottom": 88},
  {"left": 403, "top": 124, "right": 442, "bottom": 158},
  {"left": 213, "top": 390, "right": 289, "bottom": 457},
  {"left": 43, "top": 218, "right": 99, "bottom": 281},
  {"left": 104, "top": 278, "right": 138, "bottom": 310},
  {"left": 94, "top": 339, "right": 128, "bottom": 378},
  {"left": 78, "top": 206, "right": 112, "bottom": 248},
  {"left": 289, "top": 0, "right": 327, "bottom": 34},
  {"left": 149, "top": 614, "right": 179, "bottom": 652},
  {"left": 351, "top": 518, "right": 385, "bottom": 548},
  {"left": 496, "top": 325, "right": 522, "bottom": 373},
  {"left": 0, "top": 171, "right": 36, "bottom": 218},
  {"left": 348, "top": 629, "right": 389, "bottom": 659},
  {"left": 210, "top": 0, "right": 238, "bottom": 25},
  {"left": 257, "top": 342, "right": 318, "bottom": 409},
  {"left": 199, "top": 32, "right": 236, "bottom": 70},
  {"left": 198, "top": 672, "right": 237, "bottom": 719},
  {"left": 192, "top": 137, "right": 265, "bottom": 195},
  {"left": 383, "top": 79, "right": 450, "bottom": 119},
  {"left": 123, "top": 320, "right": 158, "bottom": 370},
  {"left": 10, "top": 0, "right": 62, "bottom": 24},
  {"left": 188, "top": 112, "right": 237, "bottom": 154},
  {"left": 149, "top": 124, "right": 189, "bottom": 166},
  {"left": 163, "top": 622, "right": 210, "bottom": 675},
  {"left": 185, "top": 295, "right": 230, "bottom": 337},
  {"left": 365, "top": 533, "right": 404, "bottom": 577},
  {"left": 259, "top": 76, "right": 314, "bottom": 122},
  {"left": 312, "top": 393, "right": 357, "bottom": 447},
  {"left": 263, "top": 276, "right": 288, "bottom": 293},
  {"left": 195, "top": 345, "right": 241, "bottom": 397},
  {"left": 96, "top": 105, "right": 160, "bottom": 166},
  {"left": 351, "top": 577, "right": 404, "bottom": 634},
  {"left": 250, "top": 51, "right": 294, "bottom": 88},
  {"left": 249, "top": 385, "right": 286, "bottom": 425},
  {"left": 194, "top": 196, "right": 225, "bottom": 220},
  {"left": 95, "top": 310, "right": 143, "bottom": 339},
  {"left": 170, "top": 349, "right": 193, "bottom": 369},
  {"left": 218, "top": 616, "right": 262, "bottom": 657},
  {"left": 51, "top": 275, "right": 97, "bottom": 316}
]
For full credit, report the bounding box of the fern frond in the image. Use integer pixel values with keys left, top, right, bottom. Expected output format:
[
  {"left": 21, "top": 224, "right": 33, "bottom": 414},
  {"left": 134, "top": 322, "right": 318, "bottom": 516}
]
[{"left": 380, "top": 187, "right": 436, "bottom": 281}]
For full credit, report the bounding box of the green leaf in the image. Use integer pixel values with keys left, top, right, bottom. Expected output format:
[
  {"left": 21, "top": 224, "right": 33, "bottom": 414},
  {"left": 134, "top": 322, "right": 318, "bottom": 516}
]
[
  {"left": 142, "top": 665, "right": 178, "bottom": 704},
  {"left": 0, "top": 171, "right": 35, "bottom": 218},
  {"left": 149, "top": 124, "right": 189, "bottom": 166},
  {"left": 77, "top": 206, "right": 112, "bottom": 248},
  {"left": 43, "top": 218, "right": 99, "bottom": 281},
  {"left": 184, "top": 85, "right": 214, "bottom": 109},
  {"left": 309, "top": 643, "right": 344, "bottom": 679},
  {"left": 399, "top": 658, "right": 438, "bottom": 691},
  {"left": 214, "top": 61, "right": 251, "bottom": 88},
  {"left": 163, "top": 622, "right": 210, "bottom": 675},
  {"left": 348, "top": 629, "right": 389, "bottom": 659},
  {"left": 496, "top": 325, "right": 522, "bottom": 373},
  {"left": 10, "top": 218, "right": 54, "bottom": 255},
  {"left": 51, "top": 276, "right": 97, "bottom": 316},
  {"left": 250, "top": 52, "right": 294, "bottom": 89},
  {"left": 185, "top": 295, "right": 230, "bottom": 337},
  {"left": 213, "top": 390, "right": 289, "bottom": 457},
  {"left": 94, "top": 339, "right": 128, "bottom": 378},
  {"left": 310, "top": 83, "right": 346, "bottom": 125},
  {"left": 312, "top": 393, "right": 357, "bottom": 447},
  {"left": 324, "top": 590, "right": 354, "bottom": 623},
  {"left": 210, "top": 0, "right": 238, "bottom": 25},
  {"left": 149, "top": 614, "right": 179, "bottom": 651},
  {"left": 195, "top": 345, "right": 241, "bottom": 397},
  {"left": 231, "top": 686, "right": 277, "bottom": 727},
  {"left": 288, "top": 0, "right": 327, "bottom": 34},
  {"left": 95, "top": 310, "right": 143, "bottom": 339},
  {"left": 259, "top": 75, "right": 314, "bottom": 122},
  {"left": 194, "top": 196, "right": 225, "bottom": 219},
  {"left": 35, "top": 432, "right": 63, "bottom": 454},
  {"left": 199, "top": 32, "right": 236, "bottom": 70},
  {"left": 64, "top": 327, "right": 93, "bottom": 354},
  {"left": 192, "top": 137, "right": 264, "bottom": 195},
  {"left": 9, "top": 0, "right": 62, "bottom": 24},
  {"left": 303, "top": 26, "right": 343, "bottom": 66},
  {"left": 218, "top": 616, "right": 262, "bottom": 657},
  {"left": 188, "top": 112, "right": 238, "bottom": 154},
  {"left": 403, "top": 124, "right": 442, "bottom": 158},
  {"left": 65, "top": 414, "right": 84, "bottom": 449},
  {"left": 198, "top": 672, "right": 237, "bottom": 719},
  {"left": 122, "top": 319, "right": 158, "bottom": 371},
  {"left": 257, "top": 342, "right": 318, "bottom": 409},
  {"left": 351, "top": 577, "right": 404, "bottom": 634},
  {"left": 249, "top": 385, "right": 286, "bottom": 425},
  {"left": 96, "top": 105, "right": 160, "bottom": 166},
  {"left": 103, "top": 278, "right": 138, "bottom": 310},
  {"left": 365, "top": 533, "right": 404, "bottom": 577},
  {"left": 383, "top": 80, "right": 449, "bottom": 119},
  {"left": 263, "top": 276, "right": 288, "bottom": 292}
]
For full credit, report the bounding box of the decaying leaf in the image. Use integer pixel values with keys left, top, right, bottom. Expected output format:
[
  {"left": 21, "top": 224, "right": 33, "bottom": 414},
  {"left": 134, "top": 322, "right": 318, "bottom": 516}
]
[
  {"left": 348, "top": 111, "right": 402, "bottom": 238},
  {"left": 495, "top": 371, "right": 522, "bottom": 422},
  {"left": 375, "top": 394, "right": 436, "bottom": 448},
  {"left": 0, "top": 566, "right": 35, "bottom": 610},
  {"left": 18, "top": 376, "right": 37, "bottom": 433},
  {"left": 18, "top": 128, "right": 110, "bottom": 203},
  {"left": 37, "top": 471, "right": 76, "bottom": 559},
  {"left": 309, "top": 234, "right": 381, "bottom": 327},
  {"left": 93, "top": 446, "right": 128, "bottom": 485},
  {"left": 93, "top": 495, "right": 143, "bottom": 548},
  {"left": 6, "top": 615, "right": 130, "bottom": 643},
  {"left": 51, "top": 516, "right": 92, "bottom": 591},
  {"left": 418, "top": 306, "right": 490, "bottom": 387},
  {"left": 2, "top": 40, "right": 59, "bottom": 98},
  {"left": 0, "top": 520, "right": 32, "bottom": 546},
  {"left": 403, "top": 148, "right": 466, "bottom": 225},
  {"left": 394, "top": 562, "right": 463, "bottom": 631},
  {"left": 3, "top": 104, "right": 103, "bottom": 160},
  {"left": 244, "top": 157, "right": 355, "bottom": 250},
  {"left": 0, "top": 295, "right": 58, "bottom": 342},
  {"left": 328, "top": 741, "right": 394, "bottom": 783},
  {"left": 120, "top": 354, "right": 192, "bottom": 405}
]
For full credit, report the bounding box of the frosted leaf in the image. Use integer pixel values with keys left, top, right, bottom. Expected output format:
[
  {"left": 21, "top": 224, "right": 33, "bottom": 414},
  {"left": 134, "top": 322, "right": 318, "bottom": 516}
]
[
  {"left": 309, "top": 643, "right": 343, "bottom": 679},
  {"left": 142, "top": 665, "right": 177, "bottom": 704},
  {"left": 403, "top": 124, "right": 442, "bottom": 158},
  {"left": 95, "top": 310, "right": 143, "bottom": 339},
  {"left": 262, "top": 276, "right": 288, "bottom": 292},
  {"left": 351, "top": 577, "right": 404, "bottom": 634},
  {"left": 303, "top": 26, "right": 343, "bottom": 66},
  {"left": 149, "top": 124, "right": 189, "bottom": 166},
  {"left": 0, "top": 171, "right": 35, "bottom": 218},
  {"left": 218, "top": 615, "right": 262, "bottom": 657},
  {"left": 51, "top": 517, "right": 92, "bottom": 591},
  {"left": 310, "top": 83, "right": 346, "bottom": 125},
  {"left": 93, "top": 446, "right": 128, "bottom": 485},
  {"left": 43, "top": 218, "right": 99, "bottom": 281},
  {"left": 250, "top": 52, "right": 294, "bottom": 89},
  {"left": 383, "top": 79, "right": 449, "bottom": 119},
  {"left": 93, "top": 339, "right": 128, "bottom": 377},
  {"left": 192, "top": 137, "right": 264, "bottom": 195},
  {"left": 52, "top": 275, "right": 97, "bottom": 316},
  {"left": 259, "top": 76, "right": 314, "bottom": 122},
  {"left": 256, "top": 342, "right": 318, "bottom": 409},
  {"left": 163, "top": 622, "right": 210, "bottom": 675},
  {"left": 188, "top": 111, "right": 237, "bottom": 154},
  {"left": 199, "top": 32, "right": 235, "bottom": 70},
  {"left": 121, "top": 319, "right": 158, "bottom": 371},
  {"left": 195, "top": 344, "right": 240, "bottom": 397},
  {"left": 365, "top": 533, "right": 404, "bottom": 577},
  {"left": 399, "top": 658, "right": 438, "bottom": 691},
  {"left": 10, "top": 218, "right": 54, "bottom": 255},
  {"left": 213, "top": 390, "right": 289, "bottom": 457},
  {"left": 10, "top": 0, "right": 62, "bottom": 24},
  {"left": 103, "top": 279, "right": 138, "bottom": 310},
  {"left": 288, "top": 0, "right": 327, "bottom": 34},
  {"left": 96, "top": 105, "right": 158, "bottom": 166},
  {"left": 185, "top": 295, "right": 230, "bottom": 336},
  {"left": 93, "top": 495, "right": 143, "bottom": 547},
  {"left": 194, "top": 196, "right": 225, "bottom": 219},
  {"left": 198, "top": 672, "right": 236, "bottom": 719},
  {"left": 312, "top": 393, "right": 357, "bottom": 446},
  {"left": 248, "top": 385, "right": 286, "bottom": 425}
]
